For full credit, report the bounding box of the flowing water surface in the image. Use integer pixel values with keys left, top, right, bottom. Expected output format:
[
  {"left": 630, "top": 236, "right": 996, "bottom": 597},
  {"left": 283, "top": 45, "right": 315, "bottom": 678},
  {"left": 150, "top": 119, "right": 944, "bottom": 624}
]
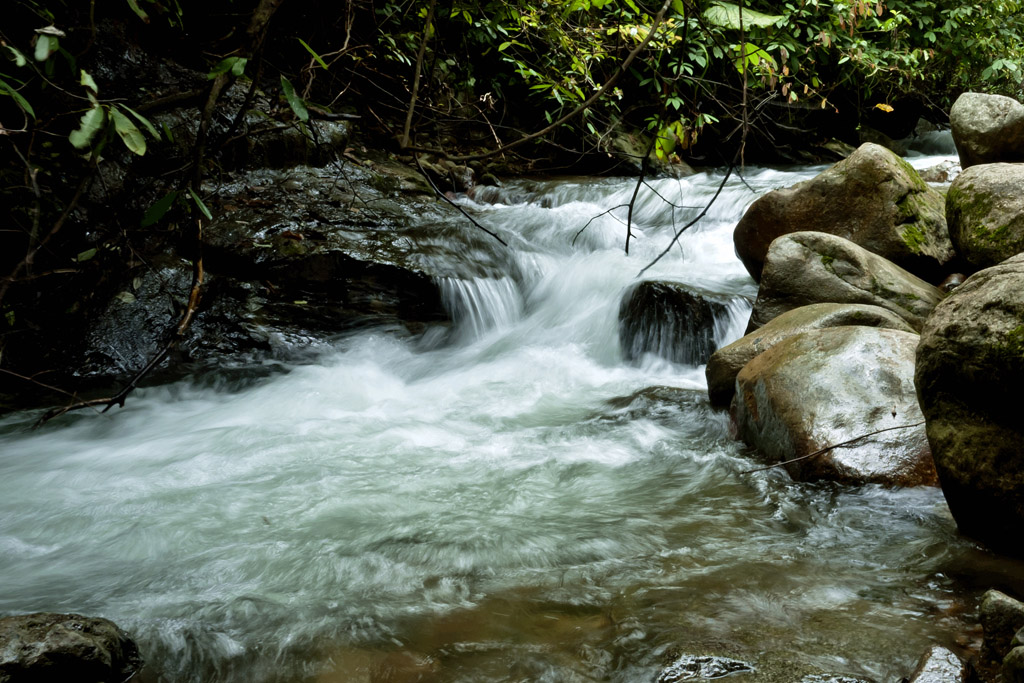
[{"left": 3, "top": 137, "right": 1021, "bottom": 683}]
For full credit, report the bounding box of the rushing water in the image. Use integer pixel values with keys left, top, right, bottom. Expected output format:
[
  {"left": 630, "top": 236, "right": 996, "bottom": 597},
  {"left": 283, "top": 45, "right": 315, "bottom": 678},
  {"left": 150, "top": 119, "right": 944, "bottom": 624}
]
[{"left": 2, "top": 140, "right": 1022, "bottom": 683}]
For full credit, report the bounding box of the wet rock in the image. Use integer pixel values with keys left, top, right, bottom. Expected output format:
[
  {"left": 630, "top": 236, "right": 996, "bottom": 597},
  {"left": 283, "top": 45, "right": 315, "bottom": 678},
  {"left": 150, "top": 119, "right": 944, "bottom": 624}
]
[
  {"left": 799, "top": 676, "right": 873, "bottom": 683},
  {"left": 949, "top": 92, "right": 1024, "bottom": 168},
  {"left": 980, "top": 590, "right": 1024, "bottom": 662},
  {"left": 747, "top": 232, "right": 944, "bottom": 333},
  {"left": 904, "top": 645, "right": 967, "bottom": 683},
  {"left": 914, "top": 255, "right": 1024, "bottom": 557},
  {"left": 733, "top": 326, "right": 936, "bottom": 486},
  {"left": 1006, "top": 647, "right": 1024, "bottom": 683},
  {"left": 706, "top": 303, "right": 914, "bottom": 408},
  {"left": 733, "top": 143, "right": 953, "bottom": 283},
  {"left": 238, "top": 119, "right": 352, "bottom": 170},
  {"left": 619, "top": 281, "right": 730, "bottom": 365},
  {"left": 0, "top": 612, "right": 143, "bottom": 683},
  {"left": 657, "top": 654, "right": 754, "bottom": 681},
  {"left": 945, "top": 163, "right": 1024, "bottom": 271}
]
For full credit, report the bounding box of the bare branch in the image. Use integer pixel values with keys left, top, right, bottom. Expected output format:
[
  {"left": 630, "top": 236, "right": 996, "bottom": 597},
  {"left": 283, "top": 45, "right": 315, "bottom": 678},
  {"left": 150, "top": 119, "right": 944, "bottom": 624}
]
[{"left": 739, "top": 420, "right": 927, "bottom": 475}]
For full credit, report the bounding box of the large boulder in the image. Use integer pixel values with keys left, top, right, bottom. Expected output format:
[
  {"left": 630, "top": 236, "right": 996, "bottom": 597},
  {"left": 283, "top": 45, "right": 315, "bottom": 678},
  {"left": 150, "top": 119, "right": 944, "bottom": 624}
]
[
  {"left": 915, "top": 254, "right": 1024, "bottom": 557},
  {"left": 949, "top": 92, "right": 1024, "bottom": 168},
  {"left": 619, "top": 281, "right": 732, "bottom": 365},
  {"left": 733, "top": 143, "right": 953, "bottom": 282},
  {"left": 706, "top": 303, "right": 915, "bottom": 408},
  {"left": 732, "top": 326, "right": 936, "bottom": 486},
  {"left": 747, "top": 232, "right": 944, "bottom": 333},
  {"left": 946, "top": 163, "right": 1024, "bottom": 270},
  {"left": 0, "top": 613, "right": 143, "bottom": 682}
]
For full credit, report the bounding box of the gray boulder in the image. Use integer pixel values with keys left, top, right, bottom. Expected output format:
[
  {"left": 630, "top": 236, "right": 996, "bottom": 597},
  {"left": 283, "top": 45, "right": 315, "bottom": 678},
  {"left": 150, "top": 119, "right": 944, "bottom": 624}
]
[
  {"left": 946, "top": 163, "right": 1024, "bottom": 270},
  {"left": 949, "top": 92, "right": 1024, "bottom": 168},
  {"left": 0, "top": 613, "right": 143, "bottom": 682},
  {"left": 733, "top": 143, "right": 953, "bottom": 282},
  {"left": 747, "top": 232, "right": 944, "bottom": 333},
  {"left": 619, "top": 281, "right": 732, "bottom": 365},
  {"left": 915, "top": 255, "right": 1024, "bottom": 557},
  {"left": 706, "top": 303, "right": 914, "bottom": 408},
  {"left": 732, "top": 326, "right": 936, "bottom": 486},
  {"left": 905, "top": 646, "right": 967, "bottom": 683}
]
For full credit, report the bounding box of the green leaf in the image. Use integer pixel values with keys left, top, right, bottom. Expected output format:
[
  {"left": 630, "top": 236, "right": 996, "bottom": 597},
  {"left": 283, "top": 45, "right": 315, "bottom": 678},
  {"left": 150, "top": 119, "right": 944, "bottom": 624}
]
[
  {"left": 125, "top": 0, "right": 151, "bottom": 23},
  {"left": 188, "top": 188, "right": 213, "bottom": 220},
  {"left": 76, "top": 248, "right": 98, "bottom": 262},
  {"left": 671, "top": 0, "right": 685, "bottom": 15},
  {"left": 280, "top": 75, "right": 309, "bottom": 122},
  {"left": 118, "top": 104, "right": 160, "bottom": 139},
  {"left": 141, "top": 190, "right": 179, "bottom": 227},
  {"left": 208, "top": 56, "right": 247, "bottom": 80},
  {"left": 69, "top": 105, "right": 106, "bottom": 149},
  {"left": 0, "top": 77, "right": 35, "bottom": 119},
  {"left": 80, "top": 69, "right": 98, "bottom": 94},
  {"left": 704, "top": 2, "right": 783, "bottom": 29},
  {"left": 4, "top": 45, "right": 28, "bottom": 67},
  {"left": 111, "top": 106, "right": 147, "bottom": 155},
  {"left": 298, "top": 38, "right": 329, "bottom": 69}
]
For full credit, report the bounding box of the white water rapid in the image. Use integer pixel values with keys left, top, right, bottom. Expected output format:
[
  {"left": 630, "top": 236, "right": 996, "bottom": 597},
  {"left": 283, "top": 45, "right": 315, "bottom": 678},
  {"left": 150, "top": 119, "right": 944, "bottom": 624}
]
[{"left": 2, "top": 137, "right": 1016, "bottom": 683}]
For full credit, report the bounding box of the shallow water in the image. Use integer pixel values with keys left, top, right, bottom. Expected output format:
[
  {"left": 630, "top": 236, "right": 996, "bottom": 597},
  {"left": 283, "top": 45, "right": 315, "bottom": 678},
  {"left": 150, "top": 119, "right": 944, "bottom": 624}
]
[{"left": 2, "top": 149, "right": 1021, "bottom": 682}]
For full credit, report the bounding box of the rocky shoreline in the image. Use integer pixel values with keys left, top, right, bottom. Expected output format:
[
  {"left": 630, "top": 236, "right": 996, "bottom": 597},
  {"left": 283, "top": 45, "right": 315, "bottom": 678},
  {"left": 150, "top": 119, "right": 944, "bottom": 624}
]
[{"left": 4, "top": 93, "right": 1024, "bottom": 681}]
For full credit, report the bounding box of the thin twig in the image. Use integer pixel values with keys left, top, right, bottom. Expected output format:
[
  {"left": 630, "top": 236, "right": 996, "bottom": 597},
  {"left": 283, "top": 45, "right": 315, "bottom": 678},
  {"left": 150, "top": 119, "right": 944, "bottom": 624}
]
[
  {"left": 637, "top": 147, "right": 741, "bottom": 278},
  {"left": 624, "top": 130, "right": 659, "bottom": 255},
  {"left": 401, "top": 0, "right": 436, "bottom": 149},
  {"left": 33, "top": 222, "right": 206, "bottom": 428},
  {"left": 413, "top": 154, "right": 508, "bottom": 247},
  {"left": 740, "top": 420, "right": 927, "bottom": 474},
  {"left": 572, "top": 204, "right": 629, "bottom": 246}
]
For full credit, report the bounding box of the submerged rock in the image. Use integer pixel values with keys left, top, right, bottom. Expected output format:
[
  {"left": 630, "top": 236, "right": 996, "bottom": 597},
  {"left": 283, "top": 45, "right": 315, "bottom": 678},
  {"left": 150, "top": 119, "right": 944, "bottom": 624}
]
[
  {"left": 657, "top": 654, "right": 754, "bottom": 682},
  {"left": 619, "top": 281, "right": 732, "bottom": 365},
  {"left": 0, "top": 612, "right": 143, "bottom": 682},
  {"left": 950, "top": 92, "right": 1024, "bottom": 168},
  {"left": 706, "top": 303, "right": 914, "bottom": 408},
  {"left": 914, "top": 255, "right": 1024, "bottom": 557},
  {"left": 945, "top": 163, "right": 1024, "bottom": 270},
  {"left": 747, "top": 232, "right": 944, "bottom": 333},
  {"left": 733, "top": 326, "right": 936, "bottom": 486},
  {"left": 733, "top": 143, "right": 953, "bottom": 283}
]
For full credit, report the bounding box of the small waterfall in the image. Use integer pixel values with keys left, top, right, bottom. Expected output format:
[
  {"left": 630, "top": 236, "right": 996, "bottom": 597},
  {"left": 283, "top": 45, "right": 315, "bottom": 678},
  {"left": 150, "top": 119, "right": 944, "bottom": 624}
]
[{"left": 438, "top": 276, "right": 524, "bottom": 340}]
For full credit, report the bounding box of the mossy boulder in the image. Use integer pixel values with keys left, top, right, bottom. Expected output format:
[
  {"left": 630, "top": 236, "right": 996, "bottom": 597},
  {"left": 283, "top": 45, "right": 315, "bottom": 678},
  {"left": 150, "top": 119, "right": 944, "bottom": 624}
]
[
  {"left": 747, "top": 232, "right": 944, "bottom": 333},
  {"left": 705, "top": 303, "right": 914, "bottom": 408},
  {"left": 733, "top": 143, "right": 954, "bottom": 283},
  {"left": 945, "top": 162, "right": 1024, "bottom": 270},
  {"left": 949, "top": 92, "right": 1024, "bottom": 168},
  {"left": 915, "top": 254, "right": 1024, "bottom": 558},
  {"left": 732, "top": 326, "right": 936, "bottom": 486}
]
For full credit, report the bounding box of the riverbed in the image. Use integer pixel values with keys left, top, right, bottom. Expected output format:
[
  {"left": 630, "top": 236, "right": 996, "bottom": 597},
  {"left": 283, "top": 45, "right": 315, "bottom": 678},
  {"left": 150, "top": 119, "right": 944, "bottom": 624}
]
[{"left": 2, "top": 137, "right": 1020, "bottom": 682}]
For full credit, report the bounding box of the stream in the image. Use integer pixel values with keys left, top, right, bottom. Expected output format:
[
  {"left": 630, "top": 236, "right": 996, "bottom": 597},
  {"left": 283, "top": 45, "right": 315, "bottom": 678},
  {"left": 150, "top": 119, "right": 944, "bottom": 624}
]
[{"left": 2, "top": 134, "right": 1021, "bottom": 683}]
